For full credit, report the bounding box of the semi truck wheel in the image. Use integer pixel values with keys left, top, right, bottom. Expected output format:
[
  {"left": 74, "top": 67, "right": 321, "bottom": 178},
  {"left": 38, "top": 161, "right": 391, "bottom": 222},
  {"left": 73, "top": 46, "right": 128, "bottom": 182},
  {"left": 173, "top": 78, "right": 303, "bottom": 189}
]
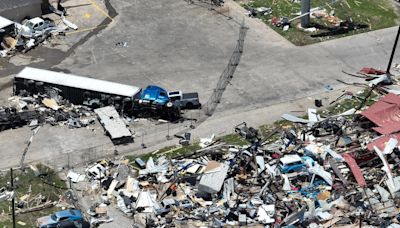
[{"left": 185, "top": 102, "right": 193, "bottom": 109}]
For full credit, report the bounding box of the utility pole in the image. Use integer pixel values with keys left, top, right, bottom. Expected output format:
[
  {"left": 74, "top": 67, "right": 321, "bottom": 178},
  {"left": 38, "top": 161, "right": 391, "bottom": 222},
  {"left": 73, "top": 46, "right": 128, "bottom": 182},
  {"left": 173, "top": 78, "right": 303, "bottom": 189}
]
[
  {"left": 10, "top": 168, "right": 15, "bottom": 228},
  {"left": 385, "top": 25, "right": 400, "bottom": 84},
  {"left": 301, "top": 0, "right": 311, "bottom": 28}
]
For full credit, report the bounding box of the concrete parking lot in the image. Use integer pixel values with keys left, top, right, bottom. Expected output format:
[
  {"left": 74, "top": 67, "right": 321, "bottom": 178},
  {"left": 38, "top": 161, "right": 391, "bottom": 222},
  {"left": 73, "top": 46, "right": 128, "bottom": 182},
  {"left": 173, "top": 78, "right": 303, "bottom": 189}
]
[
  {"left": 53, "top": 0, "right": 398, "bottom": 114},
  {"left": 0, "top": 0, "right": 112, "bottom": 76},
  {"left": 0, "top": 0, "right": 399, "bottom": 170}
]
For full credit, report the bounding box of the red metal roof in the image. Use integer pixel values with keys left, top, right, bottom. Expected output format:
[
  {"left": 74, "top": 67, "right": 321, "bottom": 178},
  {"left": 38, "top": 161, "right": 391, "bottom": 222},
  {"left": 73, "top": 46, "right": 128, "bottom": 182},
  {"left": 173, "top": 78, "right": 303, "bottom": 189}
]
[
  {"left": 367, "top": 134, "right": 400, "bottom": 151},
  {"left": 362, "top": 93, "right": 400, "bottom": 135},
  {"left": 342, "top": 153, "right": 367, "bottom": 187},
  {"left": 359, "top": 67, "right": 385, "bottom": 75}
]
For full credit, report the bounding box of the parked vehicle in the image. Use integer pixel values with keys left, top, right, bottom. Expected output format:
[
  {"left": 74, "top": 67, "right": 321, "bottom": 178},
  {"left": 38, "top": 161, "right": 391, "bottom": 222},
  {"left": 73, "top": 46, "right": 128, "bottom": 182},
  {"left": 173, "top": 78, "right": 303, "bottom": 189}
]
[
  {"left": 138, "top": 85, "right": 172, "bottom": 107},
  {"left": 134, "top": 85, "right": 180, "bottom": 119},
  {"left": 19, "top": 17, "right": 56, "bottom": 38},
  {"left": 178, "top": 199, "right": 193, "bottom": 209},
  {"left": 279, "top": 155, "right": 306, "bottom": 173},
  {"left": 85, "top": 160, "right": 110, "bottom": 180},
  {"left": 15, "top": 67, "right": 142, "bottom": 111},
  {"left": 36, "top": 209, "right": 83, "bottom": 228},
  {"left": 0, "top": 187, "right": 14, "bottom": 202},
  {"left": 154, "top": 198, "right": 176, "bottom": 216},
  {"left": 56, "top": 219, "right": 90, "bottom": 228},
  {"left": 246, "top": 7, "right": 272, "bottom": 17},
  {"left": 154, "top": 198, "right": 193, "bottom": 215},
  {"left": 168, "top": 91, "right": 201, "bottom": 109},
  {"left": 135, "top": 158, "right": 146, "bottom": 169}
]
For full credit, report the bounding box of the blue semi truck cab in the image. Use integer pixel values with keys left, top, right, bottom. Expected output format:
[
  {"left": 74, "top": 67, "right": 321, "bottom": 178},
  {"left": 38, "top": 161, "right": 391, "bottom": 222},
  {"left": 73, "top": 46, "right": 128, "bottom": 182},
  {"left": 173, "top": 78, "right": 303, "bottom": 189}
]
[
  {"left": 134, "top": 85, "right": 178, "bottom": 119},
  {"left": 138, "top": 85, "right": 172, "bottom": 107},
  {"left": 133, "top": 85, "right": 200, "bottom": 119}
]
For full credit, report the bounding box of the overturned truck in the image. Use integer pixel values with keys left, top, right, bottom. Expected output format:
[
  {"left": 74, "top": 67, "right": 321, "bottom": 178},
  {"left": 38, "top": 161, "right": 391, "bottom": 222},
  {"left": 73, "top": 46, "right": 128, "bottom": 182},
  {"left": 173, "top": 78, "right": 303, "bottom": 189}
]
[{"left": 14, "top": 67, "right": 180, "bottom": 119}]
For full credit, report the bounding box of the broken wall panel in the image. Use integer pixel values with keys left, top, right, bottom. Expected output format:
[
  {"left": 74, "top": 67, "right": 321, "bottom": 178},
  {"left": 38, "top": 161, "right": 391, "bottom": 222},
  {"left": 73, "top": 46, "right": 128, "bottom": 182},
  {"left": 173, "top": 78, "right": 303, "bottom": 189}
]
[
  {"left": 94, "top": 106, "right": 133, "bottom": 145},
  {"left": 198, "top": 162, "right": 229, "bottom": 194}
]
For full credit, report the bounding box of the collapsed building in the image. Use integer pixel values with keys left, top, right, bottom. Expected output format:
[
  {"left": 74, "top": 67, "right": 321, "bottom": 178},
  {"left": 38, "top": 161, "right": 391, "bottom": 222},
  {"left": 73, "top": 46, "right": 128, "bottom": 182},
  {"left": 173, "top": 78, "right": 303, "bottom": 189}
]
[{"left": 63, "top": 67, "right": 400, "bottom": 227}]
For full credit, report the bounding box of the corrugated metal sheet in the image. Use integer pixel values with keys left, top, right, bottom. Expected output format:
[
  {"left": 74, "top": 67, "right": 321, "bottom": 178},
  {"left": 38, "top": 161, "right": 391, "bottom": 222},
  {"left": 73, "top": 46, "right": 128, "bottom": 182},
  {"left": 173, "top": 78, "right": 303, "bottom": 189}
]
[
  {"left": 342, "top": 153, "right": 366, "bottom": 187},
  {"left": 198, "top": 162, "right": 229, "bottom": 194},
  {"left": 361, "top": 93, "right": 400, "bottom": 135},
  {"left": 367, "top": 133, "right": 400, "bottom": 151}
]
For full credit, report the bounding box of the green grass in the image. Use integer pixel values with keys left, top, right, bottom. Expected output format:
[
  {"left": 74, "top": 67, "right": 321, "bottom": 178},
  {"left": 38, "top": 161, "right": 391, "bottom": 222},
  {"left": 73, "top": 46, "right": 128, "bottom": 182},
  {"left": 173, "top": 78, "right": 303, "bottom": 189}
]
[
  {"left": 242, "top": 0, "right": 398, "bottom": 45},
  {"left": 259, "top": 124, "right": 282, "bottom": 143},
  {"left": 322, "top": 88, "right": 379, "bottom": 115},
  {"left": 219, "top": 134, "right": 250, "bottom": 146},
  {"left": 125, "top": 144, "right": 202, "bottom": 166},
  {"left": 168, "top": 144, "right": 202, "bottom": 158},
  {"left": 0, "top": 165, "right": 66, "bottom": 228}
]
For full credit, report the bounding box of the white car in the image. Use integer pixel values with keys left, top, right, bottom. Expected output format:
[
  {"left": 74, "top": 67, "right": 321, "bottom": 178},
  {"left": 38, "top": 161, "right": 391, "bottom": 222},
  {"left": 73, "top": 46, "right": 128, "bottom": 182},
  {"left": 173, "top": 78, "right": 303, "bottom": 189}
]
[
  {"left": 19, "top": 17, "right": 56, "bottom": 38},
  {"left": 85, "top": 162, "right": 109, "bottom": 180}
]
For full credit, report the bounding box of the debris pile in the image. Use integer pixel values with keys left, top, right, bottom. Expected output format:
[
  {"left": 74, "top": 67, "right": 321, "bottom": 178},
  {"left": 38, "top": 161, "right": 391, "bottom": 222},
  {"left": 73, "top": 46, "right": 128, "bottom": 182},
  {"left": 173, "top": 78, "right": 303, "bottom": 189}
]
[
  {"left": 0, "top": 89, "right": 137, "bottom": 145},
  {"left": 69, "top": 67, "right": 400, "bottom": 226},
  {"left": 243, "top": 2, "right": 368, "bottom": 37},
  {"left": 0, "top": 87, "right": 96, "bottom": 131},
  {"left": 0, "top": 14, "right": 78, "bottom": 57}
]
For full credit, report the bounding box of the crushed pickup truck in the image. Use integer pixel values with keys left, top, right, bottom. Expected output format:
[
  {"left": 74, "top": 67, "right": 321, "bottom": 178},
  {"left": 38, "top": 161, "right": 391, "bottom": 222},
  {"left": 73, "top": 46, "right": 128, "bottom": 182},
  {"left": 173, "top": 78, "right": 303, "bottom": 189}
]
[
  {"left": 19, "top": 17, "right": 56, "bottom": 39},
  {"left": 0, "top": 13, "right": 78, "bottom": 57}
]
